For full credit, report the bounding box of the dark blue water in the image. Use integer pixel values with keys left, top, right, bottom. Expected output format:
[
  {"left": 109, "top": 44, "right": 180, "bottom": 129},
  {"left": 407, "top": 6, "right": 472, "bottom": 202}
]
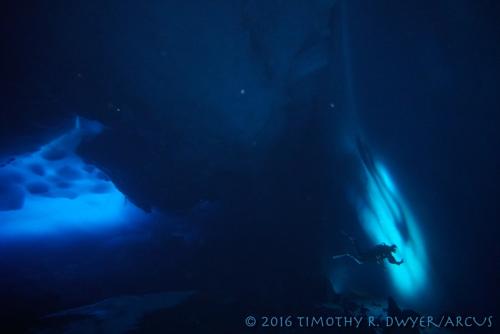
[{"left": 1, "top": 1, "right": 499, "bottom": 333}]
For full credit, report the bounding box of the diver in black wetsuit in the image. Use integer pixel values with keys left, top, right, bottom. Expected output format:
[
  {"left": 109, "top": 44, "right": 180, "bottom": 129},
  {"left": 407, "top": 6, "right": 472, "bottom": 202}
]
[{"left": 333, "top": 234, "right": 404, "bottom": 266}]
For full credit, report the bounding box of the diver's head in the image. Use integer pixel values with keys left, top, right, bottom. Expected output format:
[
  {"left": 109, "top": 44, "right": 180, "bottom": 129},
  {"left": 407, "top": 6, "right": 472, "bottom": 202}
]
[{"left": 390, "top": 244, "right": 397, "bottom": 253}]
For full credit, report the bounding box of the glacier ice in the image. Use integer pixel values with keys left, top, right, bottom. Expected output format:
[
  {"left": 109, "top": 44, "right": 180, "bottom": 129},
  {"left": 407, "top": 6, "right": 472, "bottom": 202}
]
[{"left": 0, "top": 117, "right": 150, "bottom": 239}]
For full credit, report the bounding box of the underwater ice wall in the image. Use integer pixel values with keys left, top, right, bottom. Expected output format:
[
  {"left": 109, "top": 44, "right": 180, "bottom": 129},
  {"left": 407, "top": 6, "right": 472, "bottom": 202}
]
[
  {"left": 353, "top": 138, "right": 428, "bottom": 298},
  {"left": 0, "top": 117, "right": 149, "bottom": 239},
  {"left": 328, "top": 0, "right": 430, "bottom": 300}
]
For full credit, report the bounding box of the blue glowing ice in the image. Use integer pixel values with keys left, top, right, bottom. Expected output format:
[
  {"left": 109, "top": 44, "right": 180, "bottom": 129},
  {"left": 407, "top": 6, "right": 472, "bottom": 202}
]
[
  {"left": 0, "top": 118, "right": 150, "bottom": 239},
  {"left": 353, "top": 140, "right": 428, "bottom": 298}
]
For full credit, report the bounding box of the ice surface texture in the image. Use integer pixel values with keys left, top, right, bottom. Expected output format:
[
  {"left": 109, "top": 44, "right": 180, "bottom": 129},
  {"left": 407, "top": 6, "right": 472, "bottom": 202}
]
[{"left": 0, "top": 118, "right": 149, "bottom": 238}]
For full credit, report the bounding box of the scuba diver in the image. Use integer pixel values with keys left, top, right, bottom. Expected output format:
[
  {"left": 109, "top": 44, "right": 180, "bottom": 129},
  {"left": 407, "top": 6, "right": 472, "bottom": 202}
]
[{"left": 333, "top": 232, "right": 404, "bottom": 266}]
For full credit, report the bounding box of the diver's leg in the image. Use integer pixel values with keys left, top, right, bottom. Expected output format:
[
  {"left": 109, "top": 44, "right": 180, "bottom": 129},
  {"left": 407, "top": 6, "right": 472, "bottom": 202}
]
[
  {"left": 332, "top": 253, "right": 350, "bottom": 260},
  {"left": 339, "top": 232, "right": 364, "bottom": 264},
  {"left": 332, "top": 253, "right": 363, "bottom": 264},
  {"left": 347, "top": 254, "right": 363, "bottom": 264}
]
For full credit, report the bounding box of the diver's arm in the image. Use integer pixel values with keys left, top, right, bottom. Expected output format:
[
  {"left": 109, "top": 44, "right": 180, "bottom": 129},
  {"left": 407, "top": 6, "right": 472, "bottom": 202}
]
[{"left": 387, "top": 254, "right": 404, "bottom": 265}]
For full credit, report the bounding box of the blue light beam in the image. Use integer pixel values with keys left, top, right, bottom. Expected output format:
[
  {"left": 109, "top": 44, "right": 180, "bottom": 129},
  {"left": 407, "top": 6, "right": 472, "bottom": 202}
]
[{"left": 354, "top": 139, "right": 428, "bottom": 298}]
